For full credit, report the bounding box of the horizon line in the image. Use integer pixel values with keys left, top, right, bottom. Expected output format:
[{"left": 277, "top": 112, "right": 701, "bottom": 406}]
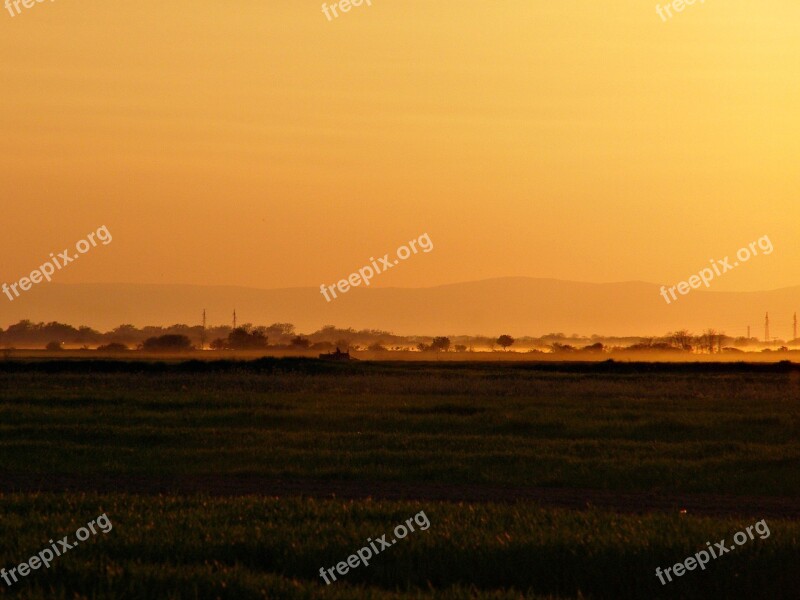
[{"left": 26, "top": 277, "right": 800, "bottom": 295}]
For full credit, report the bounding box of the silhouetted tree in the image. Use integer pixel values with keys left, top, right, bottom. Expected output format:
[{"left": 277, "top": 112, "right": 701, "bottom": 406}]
[
  {"left": 668, "top": 330, "right": 694, "bottom": 352},
  {"left": 109, "top": 324, "right": 138, "bottom": 344},
  {"left": 228, "top": 327, "right": 268, "bottom": 350},
  {"left": 431, "top": 337, "right": 451, "bottom": 352},
  {"left": 698, "top": 329, "right": 724, "bottom": 354},
  {"left": 265, "top": 323, "right": 296, "bottom": 345},
  {"left": 290, "top": 336, "right": 310, "bottom": 349},
  {"left": 497, "top": 335, "right": 515, "bottom": 351}
]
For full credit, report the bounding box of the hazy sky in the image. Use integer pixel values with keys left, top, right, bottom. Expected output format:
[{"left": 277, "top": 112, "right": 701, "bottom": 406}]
[{"left": 2, "top": 1, "right": 799, "bottom": 292}]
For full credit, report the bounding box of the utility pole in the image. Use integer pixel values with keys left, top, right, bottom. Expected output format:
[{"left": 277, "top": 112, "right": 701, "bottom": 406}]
[
  {"left": 200, "top": 309, "right": 206, "bottom": 350},
  {"left": 233, "top": 309, "right": 237, "bottom": 331},
  {"left": 765, "top": 312, "right": 770, "bottom": 344},
  {"left": 747, "top": 325, "right": 751, "bottom": 339},
  {"left": 794, "top": 312, "right": 797, "bottom": 341}
]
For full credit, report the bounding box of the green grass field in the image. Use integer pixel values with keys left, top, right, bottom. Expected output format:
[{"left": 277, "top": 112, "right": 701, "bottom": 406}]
[
  {"left": 0, "top": 359, "right": 798, "bottom": 598},
  {"left": 2, "top": 360, "right": 799, "bottom": 495},
  {"left": 0, "top": 495, "right": 797, "bottom": 600}
]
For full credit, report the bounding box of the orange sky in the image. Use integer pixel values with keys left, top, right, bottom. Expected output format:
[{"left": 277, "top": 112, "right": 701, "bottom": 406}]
[{"left": 2, "top": 1, "right": 800, "bottom": 293}]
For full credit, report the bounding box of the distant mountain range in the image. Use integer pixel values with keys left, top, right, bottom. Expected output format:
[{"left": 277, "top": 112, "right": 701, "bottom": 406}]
[{"left": 1, "top": 278, "right": 798, "bottom": 338}]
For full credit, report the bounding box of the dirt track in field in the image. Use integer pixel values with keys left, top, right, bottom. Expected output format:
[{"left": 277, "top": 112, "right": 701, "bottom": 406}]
[{"left": 0, "top": 474, "right": 797, "bottom": 519}]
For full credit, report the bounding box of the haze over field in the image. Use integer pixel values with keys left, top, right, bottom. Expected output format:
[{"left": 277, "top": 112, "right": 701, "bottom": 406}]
[{"left": 3, "top": 278, "right": 799, "bottom": 338}]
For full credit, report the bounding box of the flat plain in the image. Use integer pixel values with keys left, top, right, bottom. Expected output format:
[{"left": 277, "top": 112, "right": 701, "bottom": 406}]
[{"left": 0, "top": 359, "right": 798, "bottom": 599}]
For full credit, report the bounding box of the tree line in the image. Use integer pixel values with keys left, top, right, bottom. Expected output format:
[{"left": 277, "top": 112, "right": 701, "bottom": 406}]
[{"left": 0, "top": 320, "right": 789, "bottom": 352}]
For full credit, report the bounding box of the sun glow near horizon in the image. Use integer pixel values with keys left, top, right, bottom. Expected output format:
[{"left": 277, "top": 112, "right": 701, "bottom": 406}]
[{"left": 1, "top": 1, "right": 799, "bottom": 303}]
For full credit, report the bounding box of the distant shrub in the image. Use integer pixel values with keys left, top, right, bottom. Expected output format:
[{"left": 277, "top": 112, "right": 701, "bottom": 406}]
[
  {"left": 45, "top": 341, "right": 63, "bottom": 351},
  {"left": 582, "top": 342, "right": 605, "bottom": 353},
  {"left": 550, "top": 343, "right": 576, "bottom": 353},
  {"left": 623, "top": 342, "right": 680, "bottom": 352},
  {"left": 141, "top": 334, "right": 193, "bottom": 352},
  {"left": 96, "top": 343, "right": 129, "bottom": 352}
]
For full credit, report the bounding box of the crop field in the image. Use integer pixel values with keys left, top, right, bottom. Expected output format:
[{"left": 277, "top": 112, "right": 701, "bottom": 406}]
[{"left": 0, "top": 359, "right": 798, "bottom": 599}]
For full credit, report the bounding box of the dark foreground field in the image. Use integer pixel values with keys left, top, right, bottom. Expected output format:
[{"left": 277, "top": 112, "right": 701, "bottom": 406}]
[{"left": 0, "top": 359, "right": 798, "bottom": 598}]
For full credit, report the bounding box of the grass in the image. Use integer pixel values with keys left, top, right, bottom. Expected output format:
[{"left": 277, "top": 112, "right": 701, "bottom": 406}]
[
  {"left": 0, "top": 494, "right": 797, "bottom": 600},
  {"left": 0, "top": 360, "right": 798, "bottom": 495},
  {"left": 1, "top": 359, "right": 798, "bottom": 598}
]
